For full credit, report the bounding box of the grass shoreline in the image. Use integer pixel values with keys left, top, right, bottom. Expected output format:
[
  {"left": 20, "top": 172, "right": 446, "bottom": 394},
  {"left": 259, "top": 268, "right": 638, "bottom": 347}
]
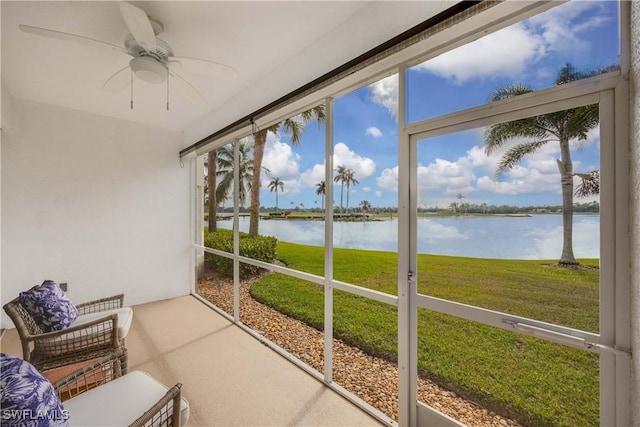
[{"left": 249, "top": 241, "right": 600, "bottom": 426}]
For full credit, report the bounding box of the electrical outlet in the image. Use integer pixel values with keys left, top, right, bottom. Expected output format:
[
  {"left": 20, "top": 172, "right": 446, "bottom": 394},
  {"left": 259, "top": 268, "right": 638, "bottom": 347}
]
[{"left": 60, "top": 282, "right": 68, "bottom": 292}]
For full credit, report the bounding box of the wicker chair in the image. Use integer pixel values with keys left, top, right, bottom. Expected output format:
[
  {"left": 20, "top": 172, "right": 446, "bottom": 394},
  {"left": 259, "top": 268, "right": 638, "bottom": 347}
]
[
  {"left": 3, "top": 289, "right": 132, "bottom": 372},
  {"left": 53, "top": 349, "right": 189, "bottom": 427}
]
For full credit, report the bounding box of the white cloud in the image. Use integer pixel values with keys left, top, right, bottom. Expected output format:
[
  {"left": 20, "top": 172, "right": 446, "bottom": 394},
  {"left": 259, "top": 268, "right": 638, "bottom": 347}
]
[
  {"left": 527, "top": 1, "right": 609, "bottom": 59},
  {"left": 262, "top": 133, "right": 300, "bottom": 182},
  {"left": 476, "top": 166, "right": 559, "bottom": 195},
  {"left": 369, "top": 74, "right": 398, "bottom": 117},
  {"left": 525, "top": 157, "right": 560, "bottom": 175},
  {"left": 378, "top": 156, "right": 477, "bottom": 196},
  {"left": 366, "top": 3, "right": 610, "bottom": 115},
  {"left": 414, "top": 25, "right": 545, "bottom": 84},
  {"left": 363, "top": 186, "right": 371, "bottom": 193},
  {"left": 404, "top": 135, "right": 573, "bottom": 198},
  {"left": 298, "top": 142, "right": 377, "bottom": 192},
  {"left": 463, "top": 125, "right": 603, "bottom": 198},
  {"left": 366, "top": 126, "right": 383, "bottom": 138},
  {"left": 368, "top": 26, "right": 543, "bottom": 111},
  {"left": 375, "top": 190, "right": 383, "bottom": 199},
  {"left": 299, "top": 162, "right": 326, "bottom": 187},
  {"left": 376, "top": 166, "right": 398, "bottom": 192},
  {"left": 417, "top": 157, "right": 476, "bottom": 196},
  {"left": 466, "top": 145, "right": 497, "bottom": 172},
  {"left": 333, "top": 142, "right": 376, "bottom": 180},
  {"left": 367, "top": 102, "right": 601, "bottom": 202},
  {"left": 406, "top": 1, "right": 606, "bottom": 85},
  {"left": 505, "top": 165, "right": 530, "bottom": 179},
  {"left": 477, "top": 134, "right": 567, "bottom": 177}
]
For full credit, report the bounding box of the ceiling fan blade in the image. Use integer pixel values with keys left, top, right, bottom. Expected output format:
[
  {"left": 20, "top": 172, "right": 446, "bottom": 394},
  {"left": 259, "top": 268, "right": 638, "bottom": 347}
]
[
  {"left": 101, "top": 66, "right": 131, "bottom": 93},
  {"left": 118, "top": 2, "right": 156, "bottom": 53},
  {"left": 168, "top": 56, "right": 237, "bottom": 80},
  {"left": 168, "top": 70, "right": 208, "bottom": 107},
  {"left": 19, "top": 24, "right": 128, "bottom": 55}
]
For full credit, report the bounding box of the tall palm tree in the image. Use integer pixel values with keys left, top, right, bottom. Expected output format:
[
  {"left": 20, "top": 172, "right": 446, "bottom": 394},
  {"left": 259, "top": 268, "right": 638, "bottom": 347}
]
[
  {"left": 315, "top": 180, "right": 326, "bottom": 211},
  {"left": 334, "top": 165, "right": 348, "bottom": 213},
  {"left": 268, "top": 177, "right": 284, "bottom": 212},
  {"left": 344, "top": 168, "right": 359, "bottom": 213},
  {"left": 456, "top": 193, "right": 465, "bottom": 216},
  {"left": 484, "top": 63, "right": 609, "bottom": 265},
  {"left": 216, "top": 141, "right": 254, "bottom": 208},
  {"left": 206, "top": 149, "right": 217, "bottom": 232},
  {"left": 249, "top": 104, "right": 326, "bottom": 236},
  {"left": 360, "top": 200, "right": 371, "bottom": 221}
]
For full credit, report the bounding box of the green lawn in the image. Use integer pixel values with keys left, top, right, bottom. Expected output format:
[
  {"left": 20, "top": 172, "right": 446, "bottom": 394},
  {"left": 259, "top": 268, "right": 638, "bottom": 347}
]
[{"left": 250, "top": 242, "right": 600, "bottom": 427}]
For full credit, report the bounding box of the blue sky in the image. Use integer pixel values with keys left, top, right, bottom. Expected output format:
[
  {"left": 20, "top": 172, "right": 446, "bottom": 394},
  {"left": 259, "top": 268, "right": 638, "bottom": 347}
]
[{"left": 257, "top": 0, "right": 618, "bottom": 210}]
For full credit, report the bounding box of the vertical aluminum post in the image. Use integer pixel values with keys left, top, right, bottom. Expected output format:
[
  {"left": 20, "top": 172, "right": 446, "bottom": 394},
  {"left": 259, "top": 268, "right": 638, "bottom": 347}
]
[
  {"left": 324, "top": 97, "right": 335, "bottom": 383},
  {"left": 233, "top": 139, "right": 240, "bottom": 323},
  {"left": 397, "top": 65, "right": 416, "bottom": 427},
  {"left": 614, "top": 79, "right": 631, "bottom": 426},
  {"left": 193, "top": 156, "right": 205, "bottom": 294}
]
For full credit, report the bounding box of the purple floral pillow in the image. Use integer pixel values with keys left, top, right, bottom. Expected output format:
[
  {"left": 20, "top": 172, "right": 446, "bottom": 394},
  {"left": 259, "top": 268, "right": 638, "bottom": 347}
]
[
  {"left": 0, "top": 353, "right": 68, "bottom": 426},
  {"left": 19, "top": 281, "right": 79, "bottom": 333}
]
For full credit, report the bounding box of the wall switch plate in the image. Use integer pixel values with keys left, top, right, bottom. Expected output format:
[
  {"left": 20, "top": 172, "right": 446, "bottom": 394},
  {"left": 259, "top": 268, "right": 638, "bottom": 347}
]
[{"left": 60, "top": 282, "right": 68, "bottom": 292}]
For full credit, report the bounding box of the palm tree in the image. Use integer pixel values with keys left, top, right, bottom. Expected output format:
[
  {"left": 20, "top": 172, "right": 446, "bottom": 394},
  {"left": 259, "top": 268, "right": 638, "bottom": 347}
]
[
  {"left": 456, "top": 193, "right": 465, "bottom": 216},
  {"left": 249, "top": 105, "right": 326, "bottom": 236},
  {"left": 334, "top": 165, "right": 348, "bottom": 213},
  {"left": 268, "top": 177, "right": 284, "bottom": 212},
  {"left": 484, "top": 63, "right": 610, "bottom": 265},
  {"left": 360, "top": 200, "right": 371, "bottom": 221},
  {"left": 344, "top": 169, "right": 359, "bottom": 213},
  {"left": 215, "top": 142, "right": 254, "bottom": 208},
  {"left": 206, "top": 149, "right": 217, "bottom": 232},
  {"left": 315, "top": 181, "right": 326, "bottom": 211}
]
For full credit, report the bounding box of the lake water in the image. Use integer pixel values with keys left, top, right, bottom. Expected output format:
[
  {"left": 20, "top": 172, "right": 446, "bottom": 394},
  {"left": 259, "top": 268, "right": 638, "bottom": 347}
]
[{"left": 217, "top": 214, "right": 599, "bottom": 260}]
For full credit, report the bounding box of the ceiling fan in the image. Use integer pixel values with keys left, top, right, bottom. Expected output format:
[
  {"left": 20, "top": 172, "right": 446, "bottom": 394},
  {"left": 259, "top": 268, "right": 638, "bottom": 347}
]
[{"left": 19, "top": 2, "right": 236, "bottom": 108}]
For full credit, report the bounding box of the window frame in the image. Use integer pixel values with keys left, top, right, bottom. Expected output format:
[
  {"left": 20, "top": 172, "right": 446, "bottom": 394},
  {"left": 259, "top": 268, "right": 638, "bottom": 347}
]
[
  {"left": 402, "top": 70, "right": 629, "bottom": 425},
  {"left": 189, "top": 2, "right": 631, "bottom": 425}
]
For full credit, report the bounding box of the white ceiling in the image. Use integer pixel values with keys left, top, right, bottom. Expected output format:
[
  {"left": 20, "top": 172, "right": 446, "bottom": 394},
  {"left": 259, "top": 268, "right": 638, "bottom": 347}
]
[{"left": 1, "top": 1, "right": 453, "bottom": 144}]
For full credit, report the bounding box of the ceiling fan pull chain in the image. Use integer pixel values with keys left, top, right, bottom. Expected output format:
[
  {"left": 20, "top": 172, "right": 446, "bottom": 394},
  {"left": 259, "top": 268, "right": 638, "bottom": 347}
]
[
  {"left": 166, "top": 68, "right": 170, "bottom": 111},
  {"left": 130, "top": 68, "right": 134, "bottom": 110}
]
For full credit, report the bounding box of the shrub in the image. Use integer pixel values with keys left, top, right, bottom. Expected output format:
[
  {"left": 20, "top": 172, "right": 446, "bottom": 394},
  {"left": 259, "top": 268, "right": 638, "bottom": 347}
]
[{"left": 204, "top": 228, "right": 277, "bottom": 278}]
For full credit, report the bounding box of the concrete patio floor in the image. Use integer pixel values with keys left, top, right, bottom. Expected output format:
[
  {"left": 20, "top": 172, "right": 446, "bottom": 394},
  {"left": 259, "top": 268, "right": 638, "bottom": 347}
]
[{"left": 1, "top": 295, "right": 382, "bottom": 426}]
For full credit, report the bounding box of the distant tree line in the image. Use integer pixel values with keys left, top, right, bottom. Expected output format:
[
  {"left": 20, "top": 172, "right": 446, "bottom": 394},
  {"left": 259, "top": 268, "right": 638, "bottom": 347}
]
[
  {"left": 420, "top": 202, "right": 599, "bottom": 214},
  {"left": 209, "top": 202, "right": 599, "bottom": 215}
]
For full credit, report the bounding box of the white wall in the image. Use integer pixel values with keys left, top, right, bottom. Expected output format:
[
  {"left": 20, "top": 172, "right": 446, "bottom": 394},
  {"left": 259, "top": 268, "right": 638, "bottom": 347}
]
[
  {"left": 630, "top": 1, "right": 640, "bottom": 424},
  {"left": 1, "top": 98, "right": 190, "bottom": 328}
]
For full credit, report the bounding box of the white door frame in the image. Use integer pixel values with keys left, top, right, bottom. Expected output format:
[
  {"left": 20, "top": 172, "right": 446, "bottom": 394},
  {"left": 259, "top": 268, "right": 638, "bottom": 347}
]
[{"left": 398, "top": 71, "right": 630, "bottom": 426}]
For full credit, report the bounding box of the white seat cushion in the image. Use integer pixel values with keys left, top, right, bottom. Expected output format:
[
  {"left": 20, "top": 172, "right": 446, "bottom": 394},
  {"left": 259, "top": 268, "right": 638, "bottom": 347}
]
[
  {"left": 72, "top": 307, "right": 133, "bottom": 340},
  {"left": 36, "top": 308, "right": 133, "bottom": 356},
  {"left": 63, "top": 371, "right": 190, "bottom": 427}
]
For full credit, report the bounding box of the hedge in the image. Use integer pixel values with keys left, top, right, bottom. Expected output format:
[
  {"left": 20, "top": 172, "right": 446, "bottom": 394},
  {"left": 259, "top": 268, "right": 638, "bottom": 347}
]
[{"left": 204, "top": 228, "right": 277, "bottom": 278}]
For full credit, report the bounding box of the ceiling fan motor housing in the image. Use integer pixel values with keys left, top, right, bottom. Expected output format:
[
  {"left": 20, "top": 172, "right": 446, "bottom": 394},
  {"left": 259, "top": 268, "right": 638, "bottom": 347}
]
[
  {"left": 124, "top": 35, "right": 174, "bottom": 62},
  {"left": 125, "top": 34, "right": 174, "bottom": 84},
  {"left": 130, "top": 57, "right": 168, "bottom": 84}
]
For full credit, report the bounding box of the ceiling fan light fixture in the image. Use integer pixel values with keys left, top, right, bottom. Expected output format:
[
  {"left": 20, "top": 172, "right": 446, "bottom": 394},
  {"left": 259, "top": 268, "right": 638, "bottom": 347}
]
[{"left": 130, "top": 57, "right": 166, "bottom": 84}]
